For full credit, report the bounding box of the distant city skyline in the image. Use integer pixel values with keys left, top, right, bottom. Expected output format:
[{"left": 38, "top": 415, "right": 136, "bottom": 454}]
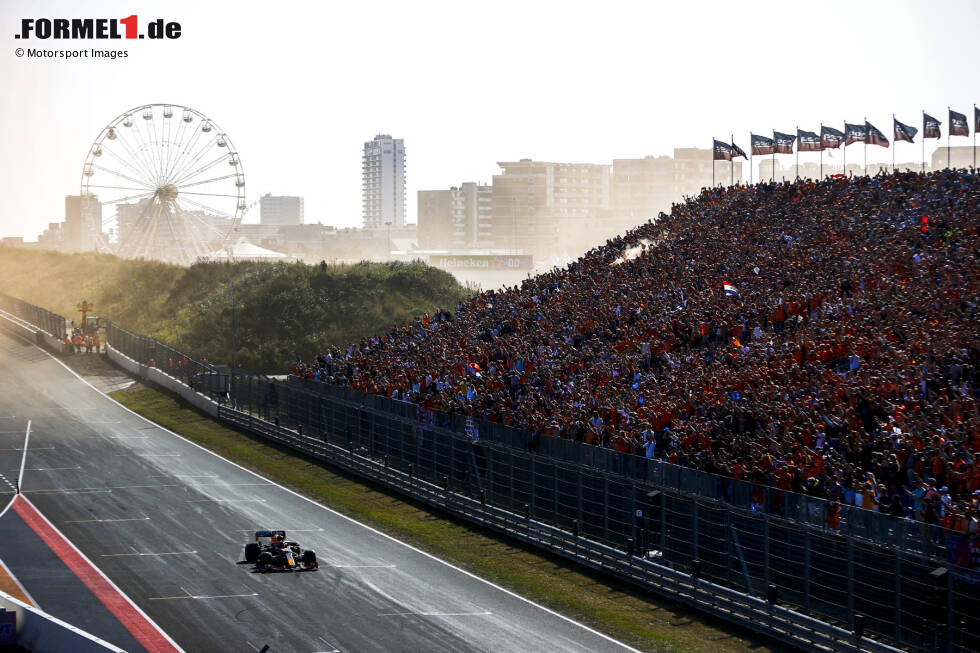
[{"left": 0, "top": 0, "right": 978, "bottom": 240}]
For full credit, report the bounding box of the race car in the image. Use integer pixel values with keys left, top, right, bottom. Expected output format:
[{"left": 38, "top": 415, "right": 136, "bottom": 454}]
[{"left": 243, "top": 529, "right": 318, "bottom": 572}]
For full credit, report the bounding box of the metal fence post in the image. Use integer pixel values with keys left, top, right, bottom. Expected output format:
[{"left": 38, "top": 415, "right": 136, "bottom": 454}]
[
  {"left": 726, "top": 510, "right": 733, "bottom": 586},
  {"left": 894, "top": 550, "right": 901, "bottom": 643},
  {"left": 804, "top": 529, "right": 811, "bottom": 614},
  {"left": 847, "top": 537, "right": 855, "bottom": 621},
  {"left": 692, "top": 498, "right": 699, "bottom": 563},
  {"left": 660, "top": 490, "right": 667, "bottom": 555},
  {"left": 529, "top": 455, "right": 536, "bottom": 520},
  {"left": 509, "top": 448, "right": 515, "bottom": 511},
  {"left": 577, "top": 467, "right": 584, "bottom": 531},
  {"left": 603, "top": 475, "right": 610, "bottom": 544},
  {"left": 763, "top": 512, "right": 771, "bottom": 590}
]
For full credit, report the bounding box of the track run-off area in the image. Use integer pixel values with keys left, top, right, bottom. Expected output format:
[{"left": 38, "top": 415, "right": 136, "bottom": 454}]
[{"left": 0, "top": 330, "right": 642, "bottom": 653}]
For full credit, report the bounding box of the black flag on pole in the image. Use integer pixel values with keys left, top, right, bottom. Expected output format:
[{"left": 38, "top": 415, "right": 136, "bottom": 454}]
[
  {"left": 844, "top": 122, "right": 867, "bottom": 146},
  {"left": 773, "top": 131, "right": 795, "bottom": 154},
  {"left": 894, "top": 118, "right": 917, "bottom": 143},
  {"left": 797, "top": 129, "right": 822, "bottom": 152},
  {"left": 751, "top": 133, "right": 775, "bottom": 155},
  {"left": 949, "top": 109, "right": 969, "bottom": 136},
  {"left": 820, "top": 125, "right": 845, "bottom": 149},
  {"left": 865, "top": 121, "right": 889, "bottom": 147},
  {"left": 923, "top": 113, "right": 941, "bottom": 139},
  {"left": 713, "top": 139, "right": 733, "bottom": 161},
  {"left": 975, "top": 106, "right": 980, "bottom": 132},
  {"left": 731, "top": 141, "right": 747, "bottom": 159}
]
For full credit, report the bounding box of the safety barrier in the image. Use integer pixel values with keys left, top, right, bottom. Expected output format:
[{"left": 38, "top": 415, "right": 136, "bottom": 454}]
[
  {"left": 0, "top": 590, "right": 124, "bottom": 653},
  {"left": 106, "top": 343, "right": 219, "bottom": 418},
  {"left": 218, "top": 406, "right": 904, "bottom": 653},
  {"left": 231, "top": 371, "right": 979, "bottom": 653}
]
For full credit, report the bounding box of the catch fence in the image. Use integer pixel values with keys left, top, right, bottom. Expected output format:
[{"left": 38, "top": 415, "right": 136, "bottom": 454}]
[
  {"left": 105, "top": 320, "right": 226, "bottom": 395},
  {"left": 230, "top": 371, "right": 980, "bottom": 652},
  {"left": 0, "top": 292, "right": 66, "bottom": 338}
]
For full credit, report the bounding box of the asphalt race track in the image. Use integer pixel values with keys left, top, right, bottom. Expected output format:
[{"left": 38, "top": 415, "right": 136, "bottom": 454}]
[{"left": 0, "top": 330, "right": 641, "bottom": 653}]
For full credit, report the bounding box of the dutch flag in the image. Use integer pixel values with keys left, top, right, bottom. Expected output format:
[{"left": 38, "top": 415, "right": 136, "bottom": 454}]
[{"left": 723, "top": 282, "right": 739, "bottom": 297}]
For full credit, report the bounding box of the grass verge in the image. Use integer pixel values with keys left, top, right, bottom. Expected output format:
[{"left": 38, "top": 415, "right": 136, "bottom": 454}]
[{"left": 110, "top": 383, "right": 788, "bottom": 653}]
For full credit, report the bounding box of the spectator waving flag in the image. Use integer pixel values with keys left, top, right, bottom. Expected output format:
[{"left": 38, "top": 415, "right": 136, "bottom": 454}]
[
  {"left": 723, "top": 282, "right": 739, "bottom": 297},
  {"left": 923, "top": 113, "right": 942, "bottom": 139},
  {"left": 797, "top": 129, "right": 822, "bottom": 152},
  {"left": 949, "top": 108, "right": 969, "bottom": 136},
  {"left": 866, "top": 121, "right": 889, "bottom": 147},
  {"left": 731, "top": 141, "right": 747, "bottom": 159},
  {"left": 894, "top": 117, "right": 918, "bottom": 143},
  {"left": 773, "top": 131, "right": 795, "bottom": 154},
  {"left": 820, "top": 125, "right": 845, "bottom": 149},
  {"left": 751, "top": 133, "right": 775, "bottom": 155},
  {"left": 844, "top": 122, "right": 867, "bottom": 145}
]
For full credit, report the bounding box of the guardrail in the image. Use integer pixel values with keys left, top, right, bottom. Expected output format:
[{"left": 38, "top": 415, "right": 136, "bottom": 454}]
[{"left": 218, "top": 406, "right": 904, "bottom": 653}]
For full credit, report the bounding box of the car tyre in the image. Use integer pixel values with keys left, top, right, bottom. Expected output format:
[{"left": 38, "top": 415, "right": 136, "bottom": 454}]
[
  {"left": 302, "top": 550, "right": 317, "bottom": 568},
  {"left": 258, "top": 551, "right": 273, "bottom": 571},
  {"left": 244, "top": 542, "right": 260, "bottom": 563}
]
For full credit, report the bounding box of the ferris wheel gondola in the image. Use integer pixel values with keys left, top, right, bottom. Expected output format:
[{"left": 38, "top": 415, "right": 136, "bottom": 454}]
[{"left": 80, "top": 103, "right": 246, "bottom": 265}]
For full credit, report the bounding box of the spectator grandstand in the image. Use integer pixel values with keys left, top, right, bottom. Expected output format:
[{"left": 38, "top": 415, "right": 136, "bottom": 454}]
[{"left": 294, "top": 169, "right": 980, "bottom": 561}]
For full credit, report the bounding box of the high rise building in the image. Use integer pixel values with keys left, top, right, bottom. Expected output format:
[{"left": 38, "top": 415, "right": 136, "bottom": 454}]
[
  {"left": 491, "top": 160, "right": 610, "bottom": 257},
  {"left": 418, "top": 183, "right": 492, "bottom": 250},
  {"left": 362, "top": 134, "right": 406, "bottom": 229},
  {"left": 63, "top": 194, "right": 102, "bottom": 253},
  {"left": 259, "top": 193, "right": 305, "bottom": 226}
]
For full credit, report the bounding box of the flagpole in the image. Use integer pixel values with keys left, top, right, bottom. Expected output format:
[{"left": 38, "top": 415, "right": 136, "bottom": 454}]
[
  {"left": 819, "top": 124, "right": 823, "bottom": 180},
  {"left": 974, "top": 104, "right": 977, "bottom": 171},
  {"left": 731, "top": 133, "right": 734, "bottom": 186},
  {"left": 712, "top": 136, "right": 715, "bottom": 187},
  {"left": 795, "top": 125, "right": 799, "bottom": 180},
  {"left": 922, "top": 110, "right": 925, "bottom": 173},
  {"left": 948, "top": 106, "right": 951, "bottom": 169},
  {"left": 843, "top": 122, "right": 847, "bottom": 177},
  {"left": 864, "top": 117, "right": 867, "bottom": 176},
  {"left": 771, "top": 132, "right": 775, "bottom": 182},
  {"left": 892, "top": 114, "right": 896, "bottom": 173},
  {"left": 749, "top": 134, "right": 753, "bottom": 186}
]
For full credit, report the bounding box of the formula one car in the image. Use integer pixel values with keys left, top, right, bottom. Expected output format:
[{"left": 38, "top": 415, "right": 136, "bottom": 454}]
[{"left": 243, "top": 530, "right": 318, "bottom": 572}]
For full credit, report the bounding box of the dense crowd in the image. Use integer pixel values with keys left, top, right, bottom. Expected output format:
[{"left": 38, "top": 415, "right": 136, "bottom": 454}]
[{"left": 294, "top": 169, "right": 980, "bottom": 553}]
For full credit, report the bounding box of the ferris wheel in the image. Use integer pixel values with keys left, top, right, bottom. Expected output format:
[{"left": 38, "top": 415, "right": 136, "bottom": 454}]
[{"left": 81, "top": 104, "right": 246, "bottom": 265}]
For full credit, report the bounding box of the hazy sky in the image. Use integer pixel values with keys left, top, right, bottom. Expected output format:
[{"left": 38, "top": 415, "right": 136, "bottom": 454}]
[{"left": 0, "top": 0, "right": 977, "bottom": 239}]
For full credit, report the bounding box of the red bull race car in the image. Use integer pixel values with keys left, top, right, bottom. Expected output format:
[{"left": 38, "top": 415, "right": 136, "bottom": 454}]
[{"left": 243, "top": 530, "right": 318, "bottom": 572}]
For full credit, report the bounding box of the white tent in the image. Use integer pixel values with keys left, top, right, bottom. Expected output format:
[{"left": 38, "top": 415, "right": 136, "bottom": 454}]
[{"left": 205, "top": 239, "right": 288, "bottom": 261}]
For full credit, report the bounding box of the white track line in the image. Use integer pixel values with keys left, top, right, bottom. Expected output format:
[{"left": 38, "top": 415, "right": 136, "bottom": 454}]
[
  {"left": 101, "top": 550, "right": 197, "bottom": 558},
  {"left": 11, "top": 331, "right": 643, "bottom": 653},
  {"left": 66, "top": 517, "right": 152, "bottom": 524},
  {"left": 17, "top": 421, "right": 30, "bottom": 493}
]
